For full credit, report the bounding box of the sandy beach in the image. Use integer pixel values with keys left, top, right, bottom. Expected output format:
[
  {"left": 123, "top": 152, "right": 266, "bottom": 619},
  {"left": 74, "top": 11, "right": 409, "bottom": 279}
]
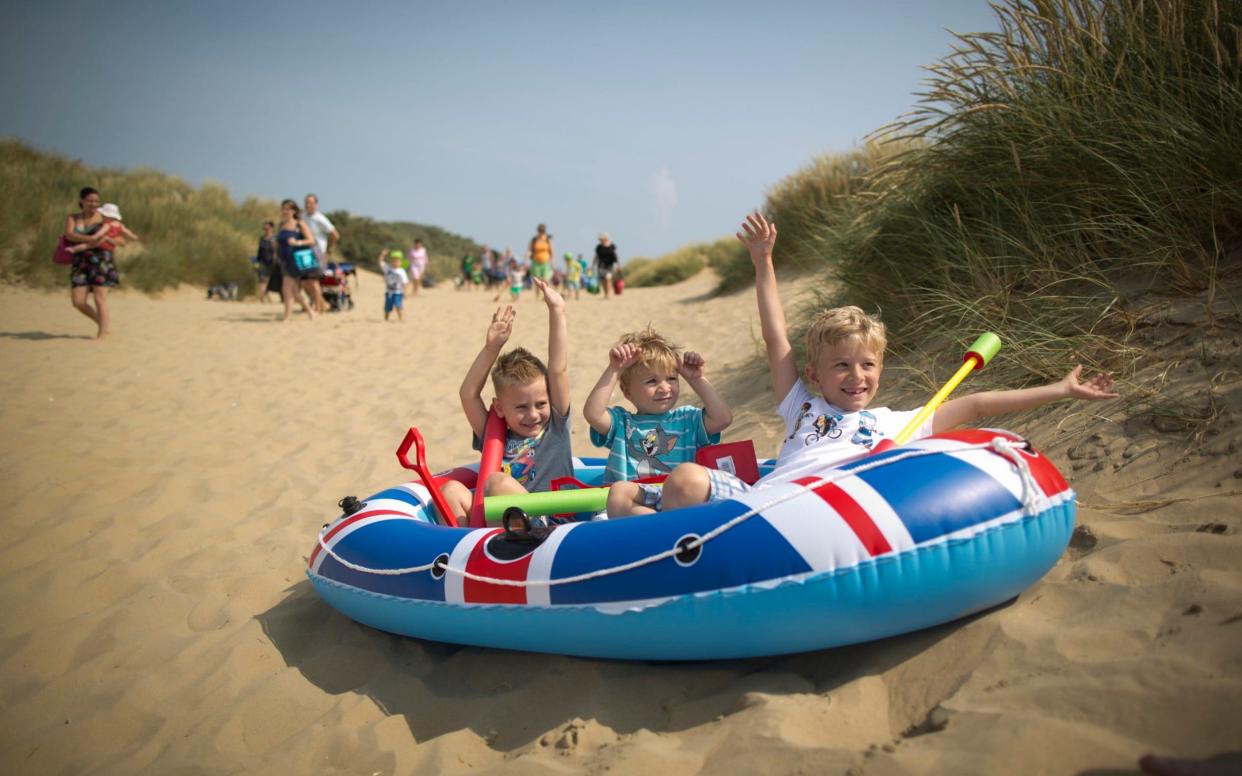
[{"left": 1, "top": 270, "right": 1238, "bottom": 774}]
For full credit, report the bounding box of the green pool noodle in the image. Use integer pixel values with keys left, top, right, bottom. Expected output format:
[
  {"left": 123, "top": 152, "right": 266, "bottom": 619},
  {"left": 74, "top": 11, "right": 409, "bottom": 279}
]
[
  {"left": 965, "top": 332, "right": 1002, "bottom": 369},
  {"left": 483, "top": 487, "right": 610, "bottom": 520}
]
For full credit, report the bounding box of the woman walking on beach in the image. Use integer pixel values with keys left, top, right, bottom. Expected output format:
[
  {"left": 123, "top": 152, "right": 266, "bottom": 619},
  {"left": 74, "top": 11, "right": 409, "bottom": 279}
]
[
  {"left": 64, "top": 187, "right": 117, "bottom": 339},
  {"left": 594, "top": 232, "right": 619, "bottom": 300},
  {"left": 276, "top": 199, "right": 318, "bottom": 322},
  {"left": 527, "top": 223, "right": 553, "bottom": 300}
]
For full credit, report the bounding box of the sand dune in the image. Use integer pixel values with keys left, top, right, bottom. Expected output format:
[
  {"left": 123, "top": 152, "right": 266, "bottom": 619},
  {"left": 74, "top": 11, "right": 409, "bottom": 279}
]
[{"left": 0, "top": 270, "right": 1238, "bottom": 774}]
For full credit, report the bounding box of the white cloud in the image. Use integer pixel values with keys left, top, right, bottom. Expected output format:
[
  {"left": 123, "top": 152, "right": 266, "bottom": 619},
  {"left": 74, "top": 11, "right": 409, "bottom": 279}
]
[{"left": 650, "top": 167, "right": 678, "bottom": 227}]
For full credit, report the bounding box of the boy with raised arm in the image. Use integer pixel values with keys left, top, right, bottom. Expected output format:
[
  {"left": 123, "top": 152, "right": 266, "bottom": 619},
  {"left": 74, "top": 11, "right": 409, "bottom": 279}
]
[
  {"left": 738, "top": 211, "right": 1118, "bottom": 485},
  {"left": 584, "top": 328, "right": 735, "bottom": 516},
  {"left": 439, "top": 278, "right": 573, "bottom": 521}
]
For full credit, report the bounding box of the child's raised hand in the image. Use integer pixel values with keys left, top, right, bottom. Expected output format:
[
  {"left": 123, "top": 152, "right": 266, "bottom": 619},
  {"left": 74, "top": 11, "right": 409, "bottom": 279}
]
[
  {"left": 1060, "top": 365, "right": 1119, "bottom": 400},
  {"left": 677, "top": 351, "right": 706, "bottom": 381},
  {"left": 533, "top": 278, "right": 565, "bottom": 312},
  {"left": 486, "top": 305, "right": 515, "bottom": 347},
  {"left": 736, "top": 212, "right": 777, "bottom": 266},
  {"left": 609, "top": 342, "right": 641, "bottom": 370}
]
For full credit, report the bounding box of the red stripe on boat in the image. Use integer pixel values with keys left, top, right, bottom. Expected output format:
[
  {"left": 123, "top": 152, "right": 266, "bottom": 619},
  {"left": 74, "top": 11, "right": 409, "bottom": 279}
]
[
  {"left": 934, "top": 430, "right": 1069, "bottom": 497},
  {"left": 793, "top": 476, "right": 892, "bottom": 556},
  {"left": 1019, "top": 449, "right": 1070, "bottom": 497},
  {"left": 309, "top": 509, "right": 412, "bottom": 568},
  {"left": 463, "top": 529, "right": 533, "bottom": 605}
]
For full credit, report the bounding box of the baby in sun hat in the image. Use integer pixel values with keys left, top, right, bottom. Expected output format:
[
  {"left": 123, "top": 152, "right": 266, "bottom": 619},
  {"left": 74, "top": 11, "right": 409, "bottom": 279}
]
[{"left": 69, "top": 202, "right": 139, "bottom": 254}]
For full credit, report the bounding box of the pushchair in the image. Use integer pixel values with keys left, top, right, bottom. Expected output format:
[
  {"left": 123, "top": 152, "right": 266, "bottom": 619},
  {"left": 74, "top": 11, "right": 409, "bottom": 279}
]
[{"left": 321, "top": 262, "right": 355, "bottom": 311}]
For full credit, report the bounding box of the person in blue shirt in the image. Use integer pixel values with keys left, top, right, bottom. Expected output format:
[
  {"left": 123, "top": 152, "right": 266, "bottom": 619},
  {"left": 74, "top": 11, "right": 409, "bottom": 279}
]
[{"left": 584, "top": 327, "right": 735, "bottom": 516}]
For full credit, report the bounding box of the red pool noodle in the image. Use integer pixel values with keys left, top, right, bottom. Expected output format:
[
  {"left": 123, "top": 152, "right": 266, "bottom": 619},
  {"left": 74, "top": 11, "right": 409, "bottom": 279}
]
[{"left": 469, "top": 409, "right": 506, "bottom": 527}]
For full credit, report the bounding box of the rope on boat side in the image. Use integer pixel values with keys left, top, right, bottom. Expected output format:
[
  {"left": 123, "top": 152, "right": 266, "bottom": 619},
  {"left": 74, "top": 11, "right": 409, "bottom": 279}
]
[{"left": 313, "top": 438, "right": 1045, "bottom": 585}]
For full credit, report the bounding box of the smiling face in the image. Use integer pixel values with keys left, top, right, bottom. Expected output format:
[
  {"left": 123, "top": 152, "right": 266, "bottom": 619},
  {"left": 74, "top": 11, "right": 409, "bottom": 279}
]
[
  {"left": 80, "top": 191, "right": 101, "bottom": 215},
  {"left": 621, "top": 363, "right": 681, "bottom": 415},
  {"left": 805, "top": 338, "right": 883, "bottom": 412},
  {"left": 493, "top": 378, "right": 551, "bottom": 438}
]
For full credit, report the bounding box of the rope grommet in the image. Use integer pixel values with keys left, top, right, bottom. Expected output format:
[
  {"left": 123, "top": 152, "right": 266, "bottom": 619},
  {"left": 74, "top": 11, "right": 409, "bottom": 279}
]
[
  {"left": 674, "top": 534, "right": 703, "bottom": 567},
  {"left": 430, "top": 553, "right": 449, "bottom": 580}
]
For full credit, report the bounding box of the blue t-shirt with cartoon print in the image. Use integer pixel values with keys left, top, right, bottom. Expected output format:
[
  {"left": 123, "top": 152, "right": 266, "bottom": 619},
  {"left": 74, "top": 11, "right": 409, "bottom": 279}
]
[{"left": 590, "top": 405, "right": 720, "bottom": 483}]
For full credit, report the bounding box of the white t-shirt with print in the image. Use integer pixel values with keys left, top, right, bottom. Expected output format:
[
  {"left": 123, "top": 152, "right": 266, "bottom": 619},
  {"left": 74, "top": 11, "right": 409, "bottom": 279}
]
[
  {"left": 383, "top": 264, "right": 409, "bottom": 294},
  {"left": 758, "top": 380, "right": 934, "bottom": 484}
]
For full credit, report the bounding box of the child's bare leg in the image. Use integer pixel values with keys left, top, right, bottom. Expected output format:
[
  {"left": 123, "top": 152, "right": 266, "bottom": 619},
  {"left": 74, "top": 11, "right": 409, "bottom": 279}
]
[
  {"left": 438, "top": 480, "right": 472, "bottom": 522},
  {"left": 606, "top": 481, "right": 656, "bottom": 518},
  {"left": 659, "top": 464, "right": 712, "bottom": 511},
  {"left": 483, "top": 473, "right": 538, "bottom": 532},
  {"left": 483, "top": 472, "right": 527, "bottom": 497}
]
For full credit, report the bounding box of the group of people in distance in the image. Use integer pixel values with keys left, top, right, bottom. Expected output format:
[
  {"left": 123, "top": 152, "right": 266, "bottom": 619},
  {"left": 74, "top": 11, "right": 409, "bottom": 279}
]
[
  {"left": 455, "top": 226, "right": 624, "bottom": 302},
  {"left": 253, "top": 193, "right": 342, "bottom": 321},
  {"left": 436, "top": 212, "right": 1120, "bottom": 533}
]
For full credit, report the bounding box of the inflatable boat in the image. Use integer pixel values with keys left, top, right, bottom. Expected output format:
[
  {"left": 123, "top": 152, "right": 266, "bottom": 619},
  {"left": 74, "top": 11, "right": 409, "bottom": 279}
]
[{"left": 306, "top": 427, "right": 1075, "bottom": 660}]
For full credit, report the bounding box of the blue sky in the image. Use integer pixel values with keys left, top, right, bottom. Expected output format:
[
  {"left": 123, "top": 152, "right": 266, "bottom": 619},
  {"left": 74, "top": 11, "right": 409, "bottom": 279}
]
[{"left": 2, "top": 0, "right": 998, "bottom": 259}]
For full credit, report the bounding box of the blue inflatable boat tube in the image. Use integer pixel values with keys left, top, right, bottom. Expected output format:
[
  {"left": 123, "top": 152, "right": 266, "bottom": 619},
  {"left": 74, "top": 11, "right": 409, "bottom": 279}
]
[{"left": 307, "top": 429, "right": 1075, "bottom": 660}]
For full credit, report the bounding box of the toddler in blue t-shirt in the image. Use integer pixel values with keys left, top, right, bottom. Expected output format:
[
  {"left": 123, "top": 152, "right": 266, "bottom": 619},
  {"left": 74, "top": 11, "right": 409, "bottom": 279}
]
[{"left": 584, "top": 327, "right": 735, "bottom": 517}]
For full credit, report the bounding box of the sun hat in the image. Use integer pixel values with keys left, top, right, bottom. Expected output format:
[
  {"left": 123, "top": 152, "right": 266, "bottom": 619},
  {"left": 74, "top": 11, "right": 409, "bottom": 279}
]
[
  {"left": 598, "top": 232, "right": 609, "bottom": 241},
  {"left": 99, "top": 203, "right": 123, "bottom": 220}
]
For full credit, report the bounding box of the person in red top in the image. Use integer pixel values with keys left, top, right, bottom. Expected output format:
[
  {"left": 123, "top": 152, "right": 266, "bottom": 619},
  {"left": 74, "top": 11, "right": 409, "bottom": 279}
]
[{"left": 67, "top": 202, "right": 138, "bottom": 254}]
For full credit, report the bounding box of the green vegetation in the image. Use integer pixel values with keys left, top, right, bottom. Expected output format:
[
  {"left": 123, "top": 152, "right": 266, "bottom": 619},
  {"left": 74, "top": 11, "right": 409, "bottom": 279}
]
[
  {"left": 815, "top": 0, "right": 1241, "bottom": 384},
  {"left": 626, "top": 237, "right": 748, "bottom": 289},
  {"left": 648, "top": 0, "right": 1240, "bottom": 388},
  {"left": 0, "top": 139, "right": 482, "bottom": 293}
]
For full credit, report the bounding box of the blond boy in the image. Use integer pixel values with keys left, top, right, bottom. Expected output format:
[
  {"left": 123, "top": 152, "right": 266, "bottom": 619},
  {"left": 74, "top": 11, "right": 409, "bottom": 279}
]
[
  {"left": 440, "top": 278, "right": 572, "bottom": 520},
  {"left": 584, "top": 328, "right": 734, "bottom": 516},
  {"left": 723, "top": 211, "right": 1119, "bottom": 487}
]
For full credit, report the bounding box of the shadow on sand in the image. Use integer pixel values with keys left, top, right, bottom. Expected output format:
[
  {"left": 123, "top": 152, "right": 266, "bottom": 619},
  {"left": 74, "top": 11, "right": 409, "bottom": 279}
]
[
  {"left": 259, "top": 578, "right": 996, "bottom": 752},
  {"left": 0, "top": 330, "right": 92, "bottom": 341}
]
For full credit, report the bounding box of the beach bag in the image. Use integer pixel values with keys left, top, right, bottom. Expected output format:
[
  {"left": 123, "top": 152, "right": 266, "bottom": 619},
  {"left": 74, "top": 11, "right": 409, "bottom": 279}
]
[
  {"left": 292, "top": 247, "right": 319, "bottom": 274},
  {"left": 52, "top": 236, "right": 74, "bottom": 265}
]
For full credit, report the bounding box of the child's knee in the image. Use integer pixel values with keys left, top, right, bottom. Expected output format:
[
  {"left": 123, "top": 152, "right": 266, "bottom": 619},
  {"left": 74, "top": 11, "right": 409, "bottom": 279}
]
[
  {"left": 483, "top": 472, "right": 523, "bottom": 496},
  {"left": 438, "top": 480, "right": 471, "bottom": 518},
  {"left": 662, "top": 464, "right": 711, "bottom": 507},
  {"left": 606, "top": 480, "right": 653, "bottom": 517}
]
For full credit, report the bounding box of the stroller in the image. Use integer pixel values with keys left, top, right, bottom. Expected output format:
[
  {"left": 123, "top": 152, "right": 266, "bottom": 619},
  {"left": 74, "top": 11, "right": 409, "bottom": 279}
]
[{"left": 321, "top": 262, "right": 355, "bottom": 311}]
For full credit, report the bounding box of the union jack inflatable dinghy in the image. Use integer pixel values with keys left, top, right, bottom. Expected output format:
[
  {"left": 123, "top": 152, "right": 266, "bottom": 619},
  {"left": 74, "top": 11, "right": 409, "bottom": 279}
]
[{"left": 307, "top": 429, "right": 1074, "bottom": 660}]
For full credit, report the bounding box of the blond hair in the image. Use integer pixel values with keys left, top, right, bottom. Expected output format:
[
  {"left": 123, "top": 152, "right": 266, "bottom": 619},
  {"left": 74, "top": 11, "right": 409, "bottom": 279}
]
[
  {"left": 618, "top": 327, "right": 680, "bottom": 387},
  {"left": 491, "top": 347, "right": 547, "bottom": 395},
  {"left": 805, "top": 306, "right": 887, "bottom": 364}
]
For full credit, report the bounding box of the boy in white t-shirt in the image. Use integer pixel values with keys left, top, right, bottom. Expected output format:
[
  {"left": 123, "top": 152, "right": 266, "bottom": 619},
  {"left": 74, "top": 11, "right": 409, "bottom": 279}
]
[
  {"left": 378, "top": 248, "right": 410, "bottom": 321},
  {"left": 675, "top": 212, "right": 1120, "bottom": 501}
]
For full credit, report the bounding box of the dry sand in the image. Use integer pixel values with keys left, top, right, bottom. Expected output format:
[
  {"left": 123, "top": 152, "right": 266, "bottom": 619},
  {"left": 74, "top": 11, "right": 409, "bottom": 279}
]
[{"left": 1, "top": 270, "right": 1239, "bottom": 774}]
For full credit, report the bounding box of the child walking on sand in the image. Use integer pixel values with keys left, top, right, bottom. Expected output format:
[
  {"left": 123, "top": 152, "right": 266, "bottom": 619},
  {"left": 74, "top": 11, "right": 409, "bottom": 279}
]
[
  {"left": 668, "top": 212, "right": 1120, "bottom": 502},
  {"left": 378, "top": 248, "right": 410, "bottom": 321},
  {"left": 583, "top": 328, "right": 734, "bottom": 517},
  {"left": 439, "top": 278, "right": 573, "bottom": 522}
]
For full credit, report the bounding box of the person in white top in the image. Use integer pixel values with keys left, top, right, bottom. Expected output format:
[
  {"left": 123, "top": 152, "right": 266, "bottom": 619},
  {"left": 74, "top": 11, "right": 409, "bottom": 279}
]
[
  {"left": 670, "top": 212, "right": 1120, "bottom": 503},
  {"left": 302, "top": 193, "right": 338, "bottom": 314}
]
